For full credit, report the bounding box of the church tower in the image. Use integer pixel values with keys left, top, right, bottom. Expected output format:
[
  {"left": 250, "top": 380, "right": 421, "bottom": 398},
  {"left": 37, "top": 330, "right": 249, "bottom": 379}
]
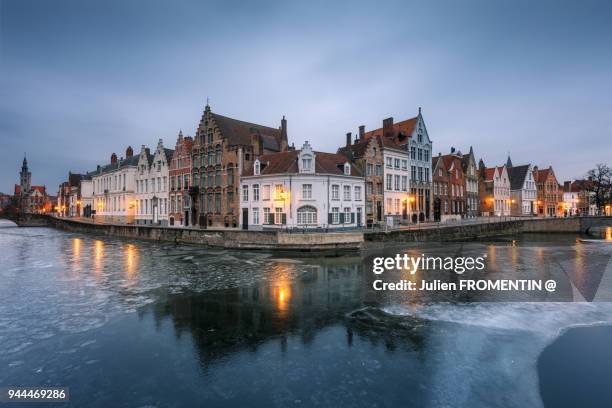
[{"left": 20, "top": 154, "right": 31, "bottom": 194}]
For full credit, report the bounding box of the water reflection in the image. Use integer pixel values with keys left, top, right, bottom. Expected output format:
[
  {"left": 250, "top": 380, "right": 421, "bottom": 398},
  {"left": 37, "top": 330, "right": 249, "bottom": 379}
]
[
  {"left": 94, "top": 240, "right": 104, "bottom": 276},
  {"left": 124, "top": 243, "right": 139, "bottom": 285}
]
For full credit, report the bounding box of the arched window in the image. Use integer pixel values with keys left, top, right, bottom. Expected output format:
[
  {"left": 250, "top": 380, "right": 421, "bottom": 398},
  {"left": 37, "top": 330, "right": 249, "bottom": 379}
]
[
  {"left": 297, "top": 205, "right": 317, "bottom": 225},
  {"left": 215, "top": 146, "right": 222, "bottom": 165}
]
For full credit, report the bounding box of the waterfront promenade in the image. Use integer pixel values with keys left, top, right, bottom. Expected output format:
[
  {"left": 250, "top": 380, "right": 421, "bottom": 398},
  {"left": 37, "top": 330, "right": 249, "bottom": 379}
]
[{"left": 3, "top": 213, "right": 612, "bottom": 251}]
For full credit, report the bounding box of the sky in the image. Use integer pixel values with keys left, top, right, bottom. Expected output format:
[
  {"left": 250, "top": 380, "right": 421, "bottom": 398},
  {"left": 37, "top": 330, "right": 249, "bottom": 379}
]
[{"left": 1, "top": 0, "right": 611, "bottom": 193}]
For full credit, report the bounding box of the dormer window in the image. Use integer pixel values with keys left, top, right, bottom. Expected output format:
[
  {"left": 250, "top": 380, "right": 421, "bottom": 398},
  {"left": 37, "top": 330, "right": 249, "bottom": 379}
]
[
  {"left": 298, "top": 141, "right": 316, "bottom": 174},
  {"left": 254, "top": 160, "right": 260, "bottom": 176},
  {"left": 344, "top": 163, "right": 351, "bottom": 175}
]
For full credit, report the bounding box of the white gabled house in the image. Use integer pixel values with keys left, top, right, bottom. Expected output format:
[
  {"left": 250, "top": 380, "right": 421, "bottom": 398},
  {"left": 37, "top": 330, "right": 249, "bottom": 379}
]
[
  {"left": 479, "top": 162, "right": 511, "bottom": 216},
  {"left": 240, "top": 141, "right": 365, "bottom": 230},
  {"left": 134, "top": 139, "right": 174, "bottom": 226},
  {"left": 91, "top": 147, "right": 139, "bottom": 224},
  {"left": 506, "top": 158, "right": 537, "bottom": 216}
]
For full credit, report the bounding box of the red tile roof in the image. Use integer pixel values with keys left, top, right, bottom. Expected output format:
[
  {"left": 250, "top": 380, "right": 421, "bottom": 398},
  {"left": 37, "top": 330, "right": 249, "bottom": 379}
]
[
  {"left": 243, "top": 150, "right": 362, "bottom": 177},
  {"left": 363, "top": 117, "right": 418, "bottom": 141},
  {"left": 212, "top": 113, "right": 282, "bottom": 149}
]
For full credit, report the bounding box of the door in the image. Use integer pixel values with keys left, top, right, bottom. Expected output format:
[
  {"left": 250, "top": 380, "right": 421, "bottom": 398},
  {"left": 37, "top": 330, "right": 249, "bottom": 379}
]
[
  {"left": 242, "top": 208, "right": 249, "bottom": 230},
  {"left": 376, "top": 201, "right": 382, "bottom": 222},
  {"left": 357, "top": 208, "right": 362, "bottom": 226},
  {"left": 184, "top": 211, "right": 189, "bottom": 226}
]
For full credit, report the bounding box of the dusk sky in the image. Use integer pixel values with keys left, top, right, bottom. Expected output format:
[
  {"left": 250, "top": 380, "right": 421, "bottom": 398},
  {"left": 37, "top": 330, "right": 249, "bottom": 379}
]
[{"left": 1, "top": 0, "right": 611, "bottom": 193}]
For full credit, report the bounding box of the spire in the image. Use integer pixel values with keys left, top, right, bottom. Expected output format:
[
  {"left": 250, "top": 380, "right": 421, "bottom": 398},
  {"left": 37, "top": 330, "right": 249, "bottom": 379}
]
[
  {"left": 178, "top": 129, "right": 183, "bottom": 140},
  {"left": 205, "top": 98, "right": 211, "bottom": 112},
  {"left": 22, "top": 153, "right": 28, "bottom": 170},
  {"left": 506, "top": 154, "right": 513, "bottom": 168}
]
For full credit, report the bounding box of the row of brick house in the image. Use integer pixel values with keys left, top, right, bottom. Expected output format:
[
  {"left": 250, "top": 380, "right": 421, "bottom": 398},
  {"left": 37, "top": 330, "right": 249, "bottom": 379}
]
[{"left": 52, "top": 104, "right": 605, "bottom": 228}]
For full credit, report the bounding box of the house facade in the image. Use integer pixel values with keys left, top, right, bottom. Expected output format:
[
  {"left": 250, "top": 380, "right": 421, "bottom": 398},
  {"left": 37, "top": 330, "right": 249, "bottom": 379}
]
[
  {"left": 461, "top": 146, "right": 479, "bottom": 218},
  {"left": 362, "top": 109, "right": 433, "bottom": 223},
  {"left": 191, "top": 104, "right": 288, "bottom": 228},
  {"left": 506, "top": 158, "right": 537, "bottom": 216},
  {"left": 562, "top": 179, "right": 596, "bottom": 216},
  {"left": 135, "top": 139, "right": 173, "bottom": 226},
  {"left": 91, "top": 147, "right": 139, "bottom": 223},
  {"left": 381, "top": 141, "right": 410, "bottom": 225},
  {"left": 337, "top": 128, "right": 384, "bottom": 227},
  {"left": 80, "top": 176, "right": 93, "bottom": 217},
  {"left": 433, "top": 151, "right": 466, "bottom": 221},
  {"left": 240, "top": 142, "right": 365, "bottom": 230},
  {"left": 479, "top": 161, "right": 511, "bottom": 216},
  {"left": 169, "top": 131, "right": 193, "bottom": 227},
  {"left": 534, "top": 166, "right": 562, "bottom": 217}
]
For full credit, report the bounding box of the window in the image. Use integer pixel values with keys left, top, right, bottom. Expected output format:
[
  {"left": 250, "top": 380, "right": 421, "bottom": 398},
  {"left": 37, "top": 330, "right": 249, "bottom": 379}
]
[
  {"left": 263, "top": 208, "right": 271, "bottom": 224},
  {"left": 302, "top": 184, "right": 312, "bottom": 199},
  {"left": 386, "top": 174, "right": 392, "bottom": 190},
  {"left": 418, "top": 133, "right": 423, "bottom": 143},
  {"left": 254, "top": 161, "right": 260, "bottom": 175},
  {"left": 302, "top": 156, "right": 312, "bottom": 171},
  {"left": 401, "top": 160, "right": 407, "bottom": 170},
  {"left": 252, "top": 208, "right": 259, "bottom": 225},
  {"left": 425, "top": 168, "right": 430, "bottom": 182},
  {"left": 227, "top": 166, "right": 234, "bottom": 186},
  {"left": 253, "top": 184, "right": 259, "bottom": 201},
  {"left": 344, "top": 163, "right": 350, "bottom": 175},
  {"left": 263, "top": 185, "right": 270, "bottom": 200},
  {"left": 386, "top": 198, "right": 392, "bottom": 214},
  {"left": 366, "top": 163, "right": 373, "bottom": 176},
  {"left": 424, "top": 150, "right": 430, "bottom": 162},
  {"left": 401, "top": 176, "right": 407, "bottom": 191},
  {"left": 274, "top": 184, "right": 283, "bottom": 200},
  {"left": 395, "top": 199, "right": 400, "bottom": 214},
  {"left": 242, "top": 185, "right": 248, "bottom": 202},
  {"left": 332, "top": 185, "right": 339, "bottom": 200},
  {"left": 410, "top": 147, "right": 416, "bottom": 160},
  {"left": 394, "top": 158, "right": 400, "bottom": 169},
  {"left": 386, "top": 157, "right": 392, "bottom": 168},
  {"left": 394, "top": 175, "right": 400, "bottom": 191},
  {"left": 183, "top": 175, "right": 189, "bottom": 189},
  {"left": 366, "top": 182, "right": 373, "bottom": 195},
  {"left": 411, "top": 166, "right": 416, "bottom": 181},
  {"left": 297, "top": 205, "right": 317, "bottom": 225},
  {"left": 344, "top": 207, "right": 351, "bottom": 223},
  {"left": 275, "top": 207, "right": 283, "bottom": 224},
  {"left": 355, "top": 186, "right": 362, "bottom": 201},
  {"left": 418, "top": 148, "right": 423, "bottom": 161},
  {"left": 331, "top": 207, "right": 339, "bottom": 224},
  {"left": 343, "top": 185, "right": 351, "bottom": 200},
  {"left": 418, "top": 167, "right": 423, "bottom": 181},
  {"left": 375, "top": 164, "right": 382, "bottom": 176}
]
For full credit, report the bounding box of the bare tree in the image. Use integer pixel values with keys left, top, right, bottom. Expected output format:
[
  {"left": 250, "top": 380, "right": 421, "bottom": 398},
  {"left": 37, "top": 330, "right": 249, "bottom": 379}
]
[{"left": 586, "top": 164, "right": 612, "bottom": 214}]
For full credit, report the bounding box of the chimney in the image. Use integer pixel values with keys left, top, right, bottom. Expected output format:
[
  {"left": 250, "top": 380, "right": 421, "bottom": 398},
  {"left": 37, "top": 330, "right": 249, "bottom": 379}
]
[
  {"left": 126, "top": 146, "right": 133, "bottom": 158},
  {"left": 358, "top": 125, "right": 365, "bottom": 141},
  {"left": 346, "top": 132, "right": 352, "bottom": 147},
  {"left": 383, "top": 117, "right": 393, "bottom": 137},
  {"left": 280, "top": 115, "right": 288, "bottom": 151},
  {"left": 111, "top": 153, "right": 117, "bottom": 164}
]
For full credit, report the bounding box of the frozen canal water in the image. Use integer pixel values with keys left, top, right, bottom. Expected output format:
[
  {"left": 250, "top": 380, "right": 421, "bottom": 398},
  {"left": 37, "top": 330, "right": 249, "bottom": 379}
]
[{"left": 1, "top": 221, "right": 612, "bottom": 407}]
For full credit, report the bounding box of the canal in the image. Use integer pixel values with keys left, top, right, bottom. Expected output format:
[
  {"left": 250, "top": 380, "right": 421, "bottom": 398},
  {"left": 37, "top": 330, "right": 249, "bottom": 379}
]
[{"left": 1, "top": 220, "right": 612, "bottom": 407}]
